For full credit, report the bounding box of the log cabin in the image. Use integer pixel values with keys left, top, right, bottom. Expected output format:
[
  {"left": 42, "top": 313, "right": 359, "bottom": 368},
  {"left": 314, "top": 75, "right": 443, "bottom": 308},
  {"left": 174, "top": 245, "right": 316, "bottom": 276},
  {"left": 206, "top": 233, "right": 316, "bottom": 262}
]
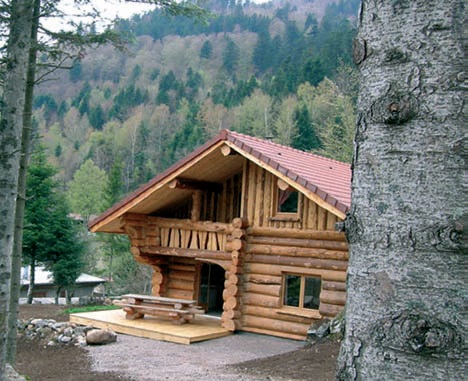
[{"left": 88, "top": 130, "right": 351, "bottom": 340}]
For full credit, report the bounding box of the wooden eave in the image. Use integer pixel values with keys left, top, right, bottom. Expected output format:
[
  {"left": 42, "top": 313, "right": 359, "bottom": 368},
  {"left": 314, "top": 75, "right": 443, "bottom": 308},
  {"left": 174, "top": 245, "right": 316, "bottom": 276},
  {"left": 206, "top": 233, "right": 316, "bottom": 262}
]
[
  {"left": 89, "top": 130, "right": 350, "bottom": 234},
  {"left": 89, "top": 133, "right": 245, "bottom": 233}
]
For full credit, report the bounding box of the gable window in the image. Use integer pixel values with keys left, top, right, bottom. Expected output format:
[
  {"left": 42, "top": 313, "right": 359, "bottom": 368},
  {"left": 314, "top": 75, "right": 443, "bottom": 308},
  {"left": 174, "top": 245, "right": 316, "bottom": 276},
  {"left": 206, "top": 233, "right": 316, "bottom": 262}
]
[
  {"left": 277, "top": 188, "right": 299, "bottom": 213},
  {"left": 272, "top": 178, "right": 301, "bottom": 220},
  {"left": 283, "top": 274, "right": 321, "bottom": 310}
]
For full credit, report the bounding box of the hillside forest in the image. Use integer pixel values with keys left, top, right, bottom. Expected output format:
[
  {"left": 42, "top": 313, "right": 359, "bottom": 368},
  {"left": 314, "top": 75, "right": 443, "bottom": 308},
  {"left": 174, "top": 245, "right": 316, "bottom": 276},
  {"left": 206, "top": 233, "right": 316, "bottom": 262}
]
[{"left": 30, "top": 0, "right": 360, "bottom": 295}]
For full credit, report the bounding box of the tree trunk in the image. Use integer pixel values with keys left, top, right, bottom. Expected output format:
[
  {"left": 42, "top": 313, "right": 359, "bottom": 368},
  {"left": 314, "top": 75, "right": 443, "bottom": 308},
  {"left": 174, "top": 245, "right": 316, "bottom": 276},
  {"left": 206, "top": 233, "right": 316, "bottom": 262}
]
[
  {"left": 7, "top": 0, "right": 40, "bottom": 365},
  {"left": 0, "top": 1, "right": 33, "bottom": 377},
  {"left": 337, "top": 1, "right": 465, "bottom": 380},
  {"left": 26, "top": 261, "right": 36, "bottom": 305}
]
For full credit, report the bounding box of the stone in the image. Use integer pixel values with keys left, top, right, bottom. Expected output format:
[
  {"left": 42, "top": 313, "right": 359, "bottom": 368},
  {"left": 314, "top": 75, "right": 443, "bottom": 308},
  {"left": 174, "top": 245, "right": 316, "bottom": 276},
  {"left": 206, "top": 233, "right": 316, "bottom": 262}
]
[
  {"left": 307, "top": 319, "right": 330, "bottom": 343},
  {"left": 58, "top": 335, "right": 72, "bottom": 344},
  {"left": 86, "top": 329, "right": 117, "bottom": 345}
]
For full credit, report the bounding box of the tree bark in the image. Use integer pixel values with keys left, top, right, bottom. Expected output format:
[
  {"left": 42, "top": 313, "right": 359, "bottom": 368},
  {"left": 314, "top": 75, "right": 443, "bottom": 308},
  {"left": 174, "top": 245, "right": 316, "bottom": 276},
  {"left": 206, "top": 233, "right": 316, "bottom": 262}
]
[
  {"left": 337, "top": 1, "right": 465, "bottom": 380},
  {"left": 7, "top": 0, "right": 40, "bottom": 365},
  {"left": 0, "top": 0, "right": 33, "bottom": 378},
  {"left": 26, "top": 260, "right": 36, "bottom": 305}
]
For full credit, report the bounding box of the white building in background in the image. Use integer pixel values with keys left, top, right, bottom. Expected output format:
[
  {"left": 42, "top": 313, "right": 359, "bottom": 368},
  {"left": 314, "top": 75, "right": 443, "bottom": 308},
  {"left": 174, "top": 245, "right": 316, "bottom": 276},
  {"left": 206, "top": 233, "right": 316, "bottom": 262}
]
[{"left": 20, "top": 266, "right": 106, "bottom": 302}]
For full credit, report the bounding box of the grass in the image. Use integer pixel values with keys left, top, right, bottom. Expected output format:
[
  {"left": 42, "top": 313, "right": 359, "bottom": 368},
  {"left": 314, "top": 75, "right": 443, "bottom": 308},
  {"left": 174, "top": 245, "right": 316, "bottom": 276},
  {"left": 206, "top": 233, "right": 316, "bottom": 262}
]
[{"left": 65, "top": 305, "right": 121, "bottom": 314}]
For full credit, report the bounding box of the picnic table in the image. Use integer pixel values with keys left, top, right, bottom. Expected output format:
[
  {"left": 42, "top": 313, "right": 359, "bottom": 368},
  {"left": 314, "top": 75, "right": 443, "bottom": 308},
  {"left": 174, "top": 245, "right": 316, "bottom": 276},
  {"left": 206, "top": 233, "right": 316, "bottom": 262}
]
[{"left": 113, "top": 294, "right": 205, "bottom": 324}]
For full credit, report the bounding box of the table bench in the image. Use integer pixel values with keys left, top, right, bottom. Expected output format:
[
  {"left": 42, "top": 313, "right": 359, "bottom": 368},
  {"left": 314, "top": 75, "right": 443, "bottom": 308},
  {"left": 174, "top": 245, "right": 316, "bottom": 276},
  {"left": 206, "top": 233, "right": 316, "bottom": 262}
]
[{"left": 113, "top": 294, "right": 205, "bottom": 324}]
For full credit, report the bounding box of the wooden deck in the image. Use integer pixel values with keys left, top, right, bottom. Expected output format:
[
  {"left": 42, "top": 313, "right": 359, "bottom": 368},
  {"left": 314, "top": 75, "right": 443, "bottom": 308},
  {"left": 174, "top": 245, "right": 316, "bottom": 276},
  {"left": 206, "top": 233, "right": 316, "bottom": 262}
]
[{"left": 69, "top": 308, "right": 231, "bottom": 344}]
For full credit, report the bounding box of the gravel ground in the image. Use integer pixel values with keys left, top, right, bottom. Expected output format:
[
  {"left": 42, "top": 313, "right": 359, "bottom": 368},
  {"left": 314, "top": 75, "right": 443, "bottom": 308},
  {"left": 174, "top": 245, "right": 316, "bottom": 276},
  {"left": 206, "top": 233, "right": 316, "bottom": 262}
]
[{"left": 86, "top": 332, "right": 305, "bottom": 381}]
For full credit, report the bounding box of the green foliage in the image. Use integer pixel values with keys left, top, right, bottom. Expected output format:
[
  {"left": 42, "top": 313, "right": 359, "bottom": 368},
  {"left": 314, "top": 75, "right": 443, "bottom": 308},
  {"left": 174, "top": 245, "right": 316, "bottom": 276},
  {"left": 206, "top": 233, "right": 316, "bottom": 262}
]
[
  {"left": 65, "top": 305, "right": 121, "bottom": 314},
  {"left": 23, "top": 145, "right": 85, "bottom": 296},
  {"left": 292, "top": 104, "right": 321, "bottom": 151},
  {"left": 222, "top": 38, "right": 240, "bottom": 76},
  {"left": 67, "top": 159, "right": 108, "bottom": 219},
  {"left": 200, "top": 40, "right": 213, "bottom": 59}
]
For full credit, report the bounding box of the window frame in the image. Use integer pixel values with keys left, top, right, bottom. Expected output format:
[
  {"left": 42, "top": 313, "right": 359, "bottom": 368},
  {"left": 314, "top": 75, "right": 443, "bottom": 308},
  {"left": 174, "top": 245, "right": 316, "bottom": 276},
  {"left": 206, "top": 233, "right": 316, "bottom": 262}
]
[
  {"left": 279, "top": 273, "right": 322, "bottom": 319},
  {"left": 270, "top": 179, "right": 301, "bottom": 222}
]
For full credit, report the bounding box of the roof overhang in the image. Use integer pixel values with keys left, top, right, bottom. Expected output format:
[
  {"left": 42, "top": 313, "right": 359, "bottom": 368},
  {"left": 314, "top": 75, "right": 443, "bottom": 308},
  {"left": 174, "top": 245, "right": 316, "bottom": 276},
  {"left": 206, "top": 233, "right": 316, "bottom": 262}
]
[{"left": 89, "top": 139, "right": 245, "bottom": 233}]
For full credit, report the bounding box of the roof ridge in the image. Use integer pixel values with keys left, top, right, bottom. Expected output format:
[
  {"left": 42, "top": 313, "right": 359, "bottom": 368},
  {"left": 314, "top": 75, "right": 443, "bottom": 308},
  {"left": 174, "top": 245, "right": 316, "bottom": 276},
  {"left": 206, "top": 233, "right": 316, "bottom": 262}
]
[{"left": 225, "top": 129, "right": 350, "bottom": 167}]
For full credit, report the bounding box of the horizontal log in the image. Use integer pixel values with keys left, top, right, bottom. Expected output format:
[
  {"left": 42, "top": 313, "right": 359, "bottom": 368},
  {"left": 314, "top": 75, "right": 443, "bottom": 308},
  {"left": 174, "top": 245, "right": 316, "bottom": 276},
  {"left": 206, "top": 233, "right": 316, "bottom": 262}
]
[
  {"left": 242, "top": 293, "right": 279, "bottom": 308},
  {"left": 249, "top": 236, "right": 348, "bottom": 251},
  {"left": 196, "top": 258, "right": 231, "bottom": 270},
  {"left": 122, "top": 213, "right": 147, "bottom": 225},
  {"left": 145, "top": 236, "right": 161, "bottom": 246},
  {"left": 248, "top": 227, "right": 346, "bottom": 241},
  {"left": 320, "top": 290, "right": 346, "bottom": 306},
  {"left": 222, "top": 318, "right": 241, "bottom": 331},
  {"left": 148, "top": 216, "right": 233, "bottom": 233},
  {"left": 242, "top": 305, "right": 312, "bottom": 325},
  {"left": 244, "top": 263, "right": 347, "bottom": 282},
  {"left": 222, "top": 309, "right": 242, "bottom": 320},
  {"left": 243, "top": 274, "right": 282, "bottom": 285},
  {"left": 225, "top": 239, "right": 246, "bottom": 252},
  {"left": 322, "top": 280, "right": 347, "bottom": 292},
  {"left": 241, "top": 326, "right": 305, "bottom": 341},
  {"left": 319, "top": 302, "right": 344, "bottom": 317},
  {"left": 242, "top": 315, "right": 309, "bottom": 337},
  {"left": 169, "top": 264, "right": 196, "bottom": 272},
  {"left": 247, "top": 244, "right": 348, "bottom": 260},
  {"left": 166, "top": 289, "right": 194, "bottom": 300},
  {"left": 246, "top": 254, "right": 348, "bottom": 271},
  {"left": 243, "top": 282, "right": 280, "bottom": 297},
  {"left": 168, "top": 270, "right": 195, "bottom": 282},
  {"left": 143, "top": 246, "right": 231, "bottom": 260},
  {"left": 167, "top": 278, "right": 194, "bottom": 291}
]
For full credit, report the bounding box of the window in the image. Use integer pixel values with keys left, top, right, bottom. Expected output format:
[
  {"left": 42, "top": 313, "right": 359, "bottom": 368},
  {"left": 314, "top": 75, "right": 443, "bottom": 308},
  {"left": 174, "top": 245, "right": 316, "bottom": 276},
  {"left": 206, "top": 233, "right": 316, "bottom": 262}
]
[
  {"left": 283, "top": 274, "right": 321, "bottom": 310},
  {"left": 277, "top": 188, "right": 299, "bottom": 213}
]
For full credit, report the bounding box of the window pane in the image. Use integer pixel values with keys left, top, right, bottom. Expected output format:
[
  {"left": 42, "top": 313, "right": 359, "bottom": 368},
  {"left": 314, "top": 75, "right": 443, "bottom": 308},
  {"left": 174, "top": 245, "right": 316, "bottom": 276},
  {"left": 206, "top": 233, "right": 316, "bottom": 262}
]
[
  {"left": 303, "top": 277, "right": 321, "bottom": 309},
  {"left": 284, "top": 275, "right": 301, "bottom": 307},
  {"left": 278, "top": 190, "right": 298, "bottom": 213}
]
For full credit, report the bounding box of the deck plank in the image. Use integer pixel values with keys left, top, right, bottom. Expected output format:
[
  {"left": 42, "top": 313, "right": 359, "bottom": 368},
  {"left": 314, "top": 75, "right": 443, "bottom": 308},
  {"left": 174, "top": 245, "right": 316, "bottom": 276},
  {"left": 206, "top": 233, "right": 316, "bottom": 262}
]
[{"left": 69, "top": 309, "right": 231, "bottom": 344}]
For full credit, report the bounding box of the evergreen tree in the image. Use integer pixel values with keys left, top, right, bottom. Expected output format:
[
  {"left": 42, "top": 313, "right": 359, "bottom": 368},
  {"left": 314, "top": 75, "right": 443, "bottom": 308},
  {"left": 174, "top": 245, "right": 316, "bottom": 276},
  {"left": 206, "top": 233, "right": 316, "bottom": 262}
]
[
  {"left": 200, "top": 40, "right": 213, "bottom": 59},
  {"left": 291, "top": 104, "right": 321, "bottom": 151},
  {"left": 222, "top": 38, "right": 240, "bottom": 75},
  {"left": 23, "top": 146, "right": 84, "bottom": 304}
]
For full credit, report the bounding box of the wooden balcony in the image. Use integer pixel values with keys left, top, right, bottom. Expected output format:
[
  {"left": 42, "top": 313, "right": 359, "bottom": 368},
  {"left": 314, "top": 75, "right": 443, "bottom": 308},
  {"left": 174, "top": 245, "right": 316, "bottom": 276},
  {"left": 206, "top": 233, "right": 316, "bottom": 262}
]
[{"left": 151, "top": 217, "right": 231, "bottom": 252}]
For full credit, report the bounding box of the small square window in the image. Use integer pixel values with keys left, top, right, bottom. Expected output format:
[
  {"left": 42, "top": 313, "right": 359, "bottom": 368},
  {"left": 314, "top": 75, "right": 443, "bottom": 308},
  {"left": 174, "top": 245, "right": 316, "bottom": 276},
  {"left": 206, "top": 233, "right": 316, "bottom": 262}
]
[
  {"left": 277, "top": 189, "right": 299, "bottom": 213},
  {"left": 283, "top": 274, "right": 321, "bottom": 310}
]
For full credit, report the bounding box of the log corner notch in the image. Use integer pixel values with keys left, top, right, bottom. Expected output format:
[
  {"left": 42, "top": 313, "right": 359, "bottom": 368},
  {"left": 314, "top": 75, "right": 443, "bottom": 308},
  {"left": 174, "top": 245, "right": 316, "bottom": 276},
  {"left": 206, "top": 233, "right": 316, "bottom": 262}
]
[
  {"left": 222, "top": 217, "right": 249, "bottom": 331},
  {"left": 121, "top": 213, "right": 165, "bottom": 267},
  {"left": 220, "top": 145, "right": 239, "bottom": 157}
]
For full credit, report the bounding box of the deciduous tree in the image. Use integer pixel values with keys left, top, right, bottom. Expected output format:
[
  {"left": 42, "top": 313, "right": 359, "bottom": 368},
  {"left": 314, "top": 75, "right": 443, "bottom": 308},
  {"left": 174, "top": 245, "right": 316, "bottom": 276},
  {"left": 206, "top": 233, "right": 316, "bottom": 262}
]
[{"left": 337, "top": 1, "right": 465, "bottom": 379}]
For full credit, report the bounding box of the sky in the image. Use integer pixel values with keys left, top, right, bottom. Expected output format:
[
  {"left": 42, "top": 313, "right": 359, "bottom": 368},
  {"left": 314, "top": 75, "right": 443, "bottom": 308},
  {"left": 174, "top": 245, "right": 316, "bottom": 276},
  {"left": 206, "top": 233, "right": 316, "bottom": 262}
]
[{"left": 50, "top": 0, "right": 270, "bottom": 31}]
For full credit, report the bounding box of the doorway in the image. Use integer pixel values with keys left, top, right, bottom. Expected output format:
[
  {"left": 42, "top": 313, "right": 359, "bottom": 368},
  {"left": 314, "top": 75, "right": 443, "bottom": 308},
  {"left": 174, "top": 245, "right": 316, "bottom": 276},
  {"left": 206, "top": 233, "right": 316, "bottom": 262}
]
[{"left": 198, "top": 263, "right": 225, "bottom": 315}]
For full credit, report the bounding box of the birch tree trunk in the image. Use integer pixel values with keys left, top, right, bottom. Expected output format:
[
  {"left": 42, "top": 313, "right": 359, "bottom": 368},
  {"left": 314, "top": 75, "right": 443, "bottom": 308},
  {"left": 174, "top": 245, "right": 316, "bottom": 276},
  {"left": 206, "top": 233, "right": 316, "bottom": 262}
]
[
  {"left": 0, "top": 0, "right": 33, "bottom": 377},
  {"left": 337, "top": 1, "right": 465, "bottom": 380},
  {"left": 7, "top": 0, "right": 40, "bottom": 365}
]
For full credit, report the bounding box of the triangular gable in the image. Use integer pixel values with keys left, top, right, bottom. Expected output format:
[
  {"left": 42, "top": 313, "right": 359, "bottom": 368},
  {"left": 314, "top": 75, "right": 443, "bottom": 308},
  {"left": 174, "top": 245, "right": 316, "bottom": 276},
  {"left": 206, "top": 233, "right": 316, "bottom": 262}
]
[{"left": 89, "top": 130, "right": 351, "bottom": 233}]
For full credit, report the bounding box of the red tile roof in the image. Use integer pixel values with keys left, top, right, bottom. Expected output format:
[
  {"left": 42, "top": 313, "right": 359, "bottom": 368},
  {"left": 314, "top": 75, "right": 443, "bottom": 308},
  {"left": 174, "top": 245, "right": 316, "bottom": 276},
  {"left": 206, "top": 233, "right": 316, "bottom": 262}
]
[
  {"left": 88, "top": 130, "right": 351, "bottom": 232},
  {"left": 225, "top": 130, "right": 351, "bottom": 213}
]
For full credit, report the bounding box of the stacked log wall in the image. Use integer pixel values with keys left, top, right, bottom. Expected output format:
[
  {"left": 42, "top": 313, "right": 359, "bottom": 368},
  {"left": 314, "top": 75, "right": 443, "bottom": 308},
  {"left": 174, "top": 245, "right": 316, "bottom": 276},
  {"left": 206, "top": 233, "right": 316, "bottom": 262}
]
[
  {"left": 240, "top": 227, "right": 348, "bottom": 340},
  {"left": 165, "top": 257, "right": 197, "bottom": 300}
]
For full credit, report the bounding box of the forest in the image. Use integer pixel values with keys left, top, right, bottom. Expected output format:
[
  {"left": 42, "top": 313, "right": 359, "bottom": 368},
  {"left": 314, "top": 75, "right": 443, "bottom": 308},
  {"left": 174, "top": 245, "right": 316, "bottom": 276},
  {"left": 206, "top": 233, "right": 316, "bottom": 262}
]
[{"left": 29, "top": 0, "right": 360, "bottom": 294}]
